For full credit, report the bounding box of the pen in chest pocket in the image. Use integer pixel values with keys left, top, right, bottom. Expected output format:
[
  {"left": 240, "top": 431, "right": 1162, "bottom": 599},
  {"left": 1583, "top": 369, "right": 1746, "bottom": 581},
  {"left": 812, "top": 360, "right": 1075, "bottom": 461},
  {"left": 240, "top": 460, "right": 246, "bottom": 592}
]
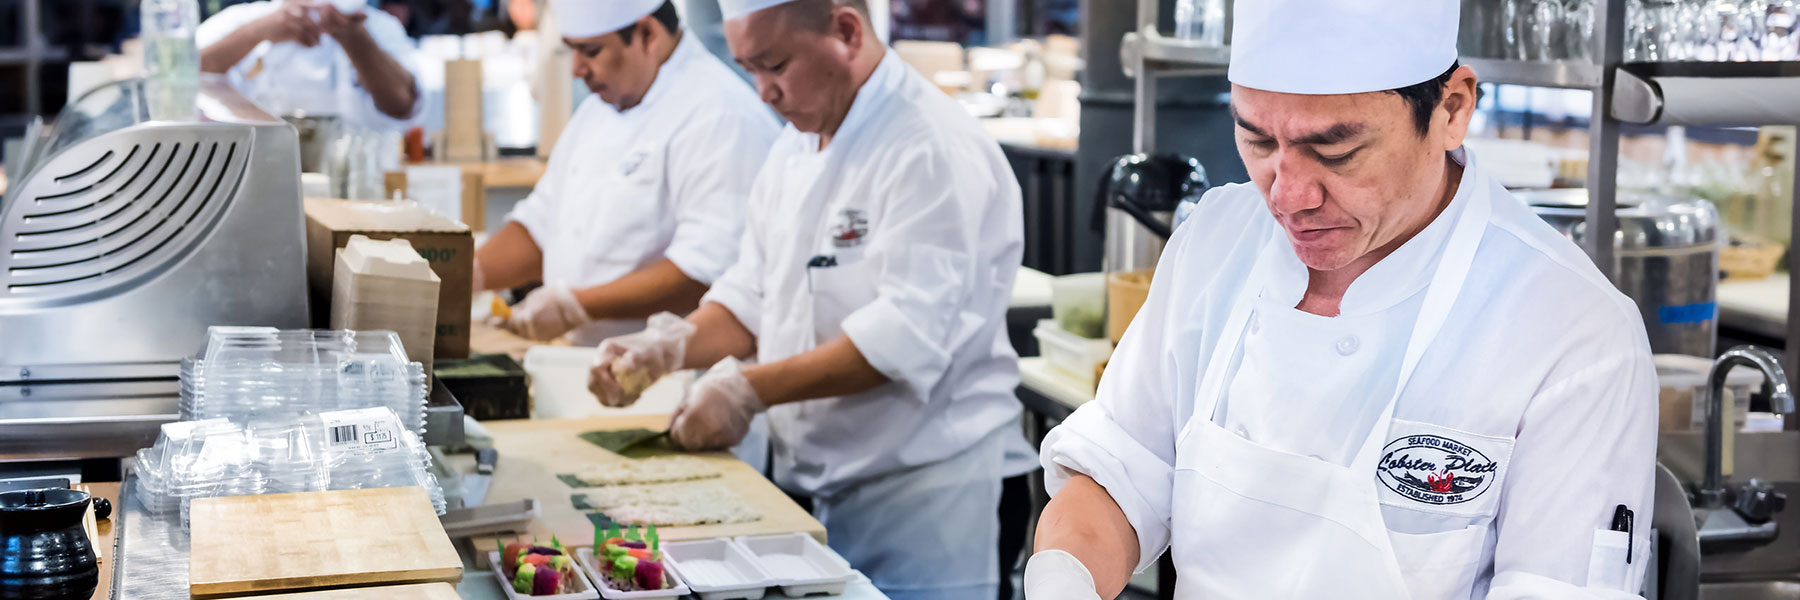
[{"left": 806, "top": 254, "right": 838, "bottom": 294}]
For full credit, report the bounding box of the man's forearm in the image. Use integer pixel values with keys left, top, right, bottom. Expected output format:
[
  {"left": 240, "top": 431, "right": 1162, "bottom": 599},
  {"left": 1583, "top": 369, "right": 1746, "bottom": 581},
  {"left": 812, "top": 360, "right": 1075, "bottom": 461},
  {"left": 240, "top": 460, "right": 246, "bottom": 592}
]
[
  {"left": 200, "top": 21, "right": 267, "bottom": 73},
  {"left": 474, "top": 222, "right": 542, "bottom": 291},
  {"left": 334, "top": 26, "right": 417, "bottom": 119},
  {"left": 1035, "top": 474, "right": 1141, "bottom": 599},
  {"left": 573, "top": 259, "right": 708, "bottom": 322},
  {"left": 681, "top": 302, "right": 757, "bottom": 370},
  {"left": 741, "top": 336, "right": 888, "bottom": 406}
]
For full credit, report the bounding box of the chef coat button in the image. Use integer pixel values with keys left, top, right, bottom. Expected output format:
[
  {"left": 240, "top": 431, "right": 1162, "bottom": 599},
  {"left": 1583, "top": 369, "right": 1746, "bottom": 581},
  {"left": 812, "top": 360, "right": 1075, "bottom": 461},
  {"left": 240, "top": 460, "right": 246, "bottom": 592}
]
[
  {"left": 1336, "top": 335, "right": 1360, "bottom": 356},
  {"left": 1234, "top": 424, "right": 1250, "bottom": 439}
]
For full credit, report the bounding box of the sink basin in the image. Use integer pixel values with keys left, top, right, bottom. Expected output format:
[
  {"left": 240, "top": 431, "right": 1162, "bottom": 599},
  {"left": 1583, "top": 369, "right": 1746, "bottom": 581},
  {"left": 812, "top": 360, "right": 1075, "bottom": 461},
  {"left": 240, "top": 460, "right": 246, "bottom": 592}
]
[{"left": 1702, "top": 581, "right": 1800, "bottom": 600}]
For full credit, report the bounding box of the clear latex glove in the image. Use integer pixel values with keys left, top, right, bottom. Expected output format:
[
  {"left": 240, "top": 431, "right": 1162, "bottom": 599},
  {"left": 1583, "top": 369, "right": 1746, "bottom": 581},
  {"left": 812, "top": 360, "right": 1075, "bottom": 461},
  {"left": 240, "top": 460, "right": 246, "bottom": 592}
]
[
  {"left": 669, "top": 357, "right": 764, "bottom": 451},
  {"left": 1024, "top": 550, "right": 1103, "bottom": 600},
  {"left": 587, "top": 312, "right": 696, "bottom": 407},
  {"left": 501, "top": 284, "right": 590, "bottom": 341}
]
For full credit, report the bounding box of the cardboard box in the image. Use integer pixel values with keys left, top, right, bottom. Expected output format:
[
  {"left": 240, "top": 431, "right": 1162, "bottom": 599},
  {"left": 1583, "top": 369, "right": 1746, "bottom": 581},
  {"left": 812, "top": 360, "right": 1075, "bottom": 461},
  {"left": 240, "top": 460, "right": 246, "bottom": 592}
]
[{"left": 305, "top": 198, "right": 473, "bottom": 360}]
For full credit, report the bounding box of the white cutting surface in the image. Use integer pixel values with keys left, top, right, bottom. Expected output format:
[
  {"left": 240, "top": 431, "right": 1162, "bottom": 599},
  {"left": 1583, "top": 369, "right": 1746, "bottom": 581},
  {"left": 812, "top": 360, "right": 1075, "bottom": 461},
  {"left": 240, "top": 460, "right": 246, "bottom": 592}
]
[{"left": 521, "top": 346, "right": 692, "bottom": 419}]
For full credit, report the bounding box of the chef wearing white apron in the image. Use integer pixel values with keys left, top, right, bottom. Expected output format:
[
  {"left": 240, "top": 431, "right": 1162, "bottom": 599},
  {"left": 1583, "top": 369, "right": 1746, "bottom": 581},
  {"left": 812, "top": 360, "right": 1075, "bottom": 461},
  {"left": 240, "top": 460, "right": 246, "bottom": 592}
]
[
  {"left": 476, "top": 0, "right": 779, "bottom": 346},
  {"left": 198, "top": 0, "right": 424, "bottom": 128},
  {"left": 1026, "top": 2, "right": 1658, "bottom": 599},
  {"left": 585, "top": 0, "right": 1027, "bottom": 597}
]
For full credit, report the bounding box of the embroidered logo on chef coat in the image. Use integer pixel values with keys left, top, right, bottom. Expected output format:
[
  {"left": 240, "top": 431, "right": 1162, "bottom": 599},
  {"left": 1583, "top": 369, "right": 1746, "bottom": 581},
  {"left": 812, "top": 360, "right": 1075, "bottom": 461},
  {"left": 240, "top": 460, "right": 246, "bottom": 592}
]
[
  {"left": 620, "top": 150, "right": 652, "bottom": 177},
  {"left": 1375, "top": 419, "right": 1514, "bottom": 517},
  {"left": 830, "top": 209, "right": 870, "bottom": 248}
]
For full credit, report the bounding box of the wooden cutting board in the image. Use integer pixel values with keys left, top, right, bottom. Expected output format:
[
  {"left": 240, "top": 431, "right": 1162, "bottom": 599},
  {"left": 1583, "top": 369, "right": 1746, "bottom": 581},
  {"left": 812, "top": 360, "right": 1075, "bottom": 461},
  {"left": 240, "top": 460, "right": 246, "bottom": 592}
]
[
  {"left": 233, "top": 582, "right": 461, "bottom": 600},
  {"left": 189, "top": 487, "right": 463, "bottom": 599},
  {"left": 458, "top": 415, "right": 826, "bottom": 566}
]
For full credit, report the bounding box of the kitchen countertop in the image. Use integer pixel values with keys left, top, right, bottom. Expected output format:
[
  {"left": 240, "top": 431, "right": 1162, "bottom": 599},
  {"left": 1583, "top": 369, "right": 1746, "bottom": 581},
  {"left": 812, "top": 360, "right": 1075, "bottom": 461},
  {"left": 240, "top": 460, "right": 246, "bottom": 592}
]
[
  {"left": 447, "top": 159, "right": 547, "bottom": 190},
  {"left": 86, "top": 482, "right": 118, "bottom": 600},
  {"left": 450, "top": 414, "right": 826, "bottom": 566}
]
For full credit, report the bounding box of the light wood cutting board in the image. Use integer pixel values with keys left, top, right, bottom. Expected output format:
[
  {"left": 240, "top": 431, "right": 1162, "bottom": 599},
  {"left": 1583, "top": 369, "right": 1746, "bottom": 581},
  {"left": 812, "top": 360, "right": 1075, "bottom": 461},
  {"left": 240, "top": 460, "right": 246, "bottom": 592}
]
[
  {"left": 457, "top": 415, "right": 826, "bottom": 566},
  {"left": 189, "top": 487, "right": 463, "bottom": 599},
  {"left": 229, "top": 582, "right": 462, "bottom": 600}
]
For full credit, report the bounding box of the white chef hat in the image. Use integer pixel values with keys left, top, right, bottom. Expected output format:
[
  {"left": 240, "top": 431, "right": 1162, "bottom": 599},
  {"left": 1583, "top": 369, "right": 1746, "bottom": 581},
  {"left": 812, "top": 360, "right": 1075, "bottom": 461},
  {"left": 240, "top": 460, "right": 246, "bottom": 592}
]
[
  {"left": 719, "top": 0, "right": 797, "bottom": 20},
  {"left": 1227, "top": 0, "right": 1460, "bottom": 95},
  {"left": 554, "top": 0, "right": 665, "bottom": 38}
]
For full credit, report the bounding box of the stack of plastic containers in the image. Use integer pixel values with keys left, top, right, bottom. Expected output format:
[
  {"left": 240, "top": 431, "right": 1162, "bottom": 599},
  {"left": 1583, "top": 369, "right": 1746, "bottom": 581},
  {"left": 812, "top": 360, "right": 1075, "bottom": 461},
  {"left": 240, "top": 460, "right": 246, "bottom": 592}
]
[
  {"left": 179, "top": 327, "right": 428, "bottom": 437},
  {"left": 133, "top": 408, "right": 446, "bottom": 528}
]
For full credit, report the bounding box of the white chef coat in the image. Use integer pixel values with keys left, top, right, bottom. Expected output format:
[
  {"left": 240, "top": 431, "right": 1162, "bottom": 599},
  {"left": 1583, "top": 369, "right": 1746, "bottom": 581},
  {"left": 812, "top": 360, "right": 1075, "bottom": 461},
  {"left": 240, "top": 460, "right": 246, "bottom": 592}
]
[
  {"left": 1041, "top": 148, "right": 1659, "bottom": 598},
  {"left": 506, "top": 35, "right": 778, "bottom": 346},
  {"left": 701, "top": 48, "right": 1025, "bottom": 498},
  {"left": 196, "top": 0, "right": 424, "bottom": 129}
]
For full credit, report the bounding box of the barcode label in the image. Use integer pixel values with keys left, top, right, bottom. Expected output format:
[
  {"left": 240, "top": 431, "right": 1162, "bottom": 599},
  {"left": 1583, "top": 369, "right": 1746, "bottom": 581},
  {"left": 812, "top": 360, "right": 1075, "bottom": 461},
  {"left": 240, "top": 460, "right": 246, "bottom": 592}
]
[{"left": 330, "top": 424, "right": 359, "bottom": 446}]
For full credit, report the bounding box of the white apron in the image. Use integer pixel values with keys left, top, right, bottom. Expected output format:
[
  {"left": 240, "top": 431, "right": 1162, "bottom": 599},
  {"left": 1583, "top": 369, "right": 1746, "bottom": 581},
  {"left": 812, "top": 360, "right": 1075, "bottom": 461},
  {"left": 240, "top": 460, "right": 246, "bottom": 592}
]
[{"left": 1171, "top": 179, "right": 1493, "bottom": 598}]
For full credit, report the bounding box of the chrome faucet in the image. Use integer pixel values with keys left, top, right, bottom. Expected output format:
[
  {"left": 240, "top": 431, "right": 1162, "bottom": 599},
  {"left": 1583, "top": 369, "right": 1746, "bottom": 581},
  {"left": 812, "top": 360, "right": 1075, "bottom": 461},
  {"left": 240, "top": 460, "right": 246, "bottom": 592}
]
[{"left": 1699, "top": 346, "right": 1794, "bottom": 510}]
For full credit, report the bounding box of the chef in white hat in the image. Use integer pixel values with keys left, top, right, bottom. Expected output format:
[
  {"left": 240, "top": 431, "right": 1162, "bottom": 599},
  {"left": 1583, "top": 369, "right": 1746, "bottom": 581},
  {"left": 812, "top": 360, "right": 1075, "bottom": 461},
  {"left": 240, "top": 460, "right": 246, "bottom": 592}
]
[
  {"left": 198, "top": 0, "right": 423, "bottom": 127},
  {"left": 476, "top": 0, "right": 779, "bottom": 345},
  {"left": 1026, "top": 1, "right": 1657, "bottom": 599},
  {"left": 584, "top": 0, "right": 1026, "bottom": 597}
]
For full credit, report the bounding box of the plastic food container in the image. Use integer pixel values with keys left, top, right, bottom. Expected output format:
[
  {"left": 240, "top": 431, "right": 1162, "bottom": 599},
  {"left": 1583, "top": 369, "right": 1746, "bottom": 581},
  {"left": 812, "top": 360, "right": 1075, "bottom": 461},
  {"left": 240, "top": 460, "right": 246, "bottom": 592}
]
[
  {"left": 662, "top": 538, "right": 773, "bottom": 600},
  {"left": 1034, "top": 320, "right": 1113, "bottom": 388},
  {"left": 575, "top": 547, "right": 689, "bottom": 599},
  {"left": 488, "top": 551, "right": 601, "bottom": 600},
  {"left": 1050, "top": 273, "right": 1108, "bottom": 339},
  {"left": 734, "top": 534, "right": 854, "bottom": 597}
]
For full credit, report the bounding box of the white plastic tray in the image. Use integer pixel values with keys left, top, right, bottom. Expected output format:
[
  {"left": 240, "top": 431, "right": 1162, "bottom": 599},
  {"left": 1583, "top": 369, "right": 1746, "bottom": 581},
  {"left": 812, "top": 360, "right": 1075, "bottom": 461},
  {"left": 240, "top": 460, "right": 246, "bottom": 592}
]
[
  {"left": 662, "top": 538, "right": 773, "bottom": 600},
  {"left": 488, "top": 551, "right": 600, "bottom": 600},
  {"left": 575, "top": 547, "right": 690, "bottom": 599},
  {"left": 734, "top": 534, "right": 855, "bottom": 597}
]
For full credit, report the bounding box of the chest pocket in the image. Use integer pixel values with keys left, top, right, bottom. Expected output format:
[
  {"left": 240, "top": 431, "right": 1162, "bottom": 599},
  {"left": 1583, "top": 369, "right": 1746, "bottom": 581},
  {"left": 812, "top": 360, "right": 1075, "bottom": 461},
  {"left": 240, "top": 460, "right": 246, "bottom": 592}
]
[
  {"left": 806, "top": 205, "right": 877, "bottom": 342},
  {"left": 570, "top": 145, "right": 668, "bottom": 272},
  {"left": 1378, "top": 417, "right": 1513, "bottom": 599}
]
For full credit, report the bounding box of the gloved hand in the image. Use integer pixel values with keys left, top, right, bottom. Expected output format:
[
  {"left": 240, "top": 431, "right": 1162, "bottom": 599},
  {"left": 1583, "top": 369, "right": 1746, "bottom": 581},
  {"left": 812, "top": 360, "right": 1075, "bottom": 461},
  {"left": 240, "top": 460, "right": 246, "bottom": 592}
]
[
  {"left": 501, "top": 284, "right": 590, "bottom": 341},
  {"left": 1024, "top": 550, "right": 1102, "bottom": 600},
  {"left": 669, "top": 357, "right": 764, "bottom": 451},
  {"left": 588, "top": 312, "right": 696, "bottom": 407}
]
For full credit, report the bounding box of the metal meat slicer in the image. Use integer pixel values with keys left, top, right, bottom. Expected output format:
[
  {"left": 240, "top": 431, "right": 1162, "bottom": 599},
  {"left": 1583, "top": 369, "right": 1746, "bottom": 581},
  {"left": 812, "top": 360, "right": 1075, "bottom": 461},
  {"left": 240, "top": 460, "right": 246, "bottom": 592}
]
[{"left": 0, "top": 76, "right": 308, "bottom": 385}]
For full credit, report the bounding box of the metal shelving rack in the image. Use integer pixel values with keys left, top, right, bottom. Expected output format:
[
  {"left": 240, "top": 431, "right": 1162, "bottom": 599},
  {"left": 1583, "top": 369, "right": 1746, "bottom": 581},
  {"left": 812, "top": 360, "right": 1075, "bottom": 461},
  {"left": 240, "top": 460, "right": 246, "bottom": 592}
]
[{"left": 1121, "top": 1, "right": 1800, "bottom": 389}]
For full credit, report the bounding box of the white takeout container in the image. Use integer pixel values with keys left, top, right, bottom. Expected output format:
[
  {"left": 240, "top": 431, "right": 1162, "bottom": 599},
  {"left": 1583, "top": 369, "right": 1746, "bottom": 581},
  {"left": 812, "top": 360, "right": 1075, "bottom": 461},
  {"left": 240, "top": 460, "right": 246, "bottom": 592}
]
[
  {"left": 661, "top": 538, "right": 774, "bottom": 600},
  {"left": 734, "top": 533, "right": 855, "bottom": 597},
  {"left": 488, "top": 551, "right": 600, "bottom": 600},
  {"left": 575, "top": 547, "right": 690, "bottom": 599}
]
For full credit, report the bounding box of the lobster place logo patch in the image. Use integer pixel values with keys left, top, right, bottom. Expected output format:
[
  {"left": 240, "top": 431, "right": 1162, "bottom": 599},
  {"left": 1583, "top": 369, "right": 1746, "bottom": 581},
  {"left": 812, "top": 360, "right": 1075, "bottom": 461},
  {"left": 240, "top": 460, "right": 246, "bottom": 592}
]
[{"left": 1376, "top": 434, "right": 1500, "bottom": 506}]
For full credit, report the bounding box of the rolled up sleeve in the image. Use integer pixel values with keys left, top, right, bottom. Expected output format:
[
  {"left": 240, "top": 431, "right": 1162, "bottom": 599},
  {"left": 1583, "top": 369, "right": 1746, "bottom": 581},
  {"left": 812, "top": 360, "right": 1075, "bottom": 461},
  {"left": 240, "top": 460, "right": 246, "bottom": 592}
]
[
  {"left": 664, "top": 110, "right": 777, "bottom": 284},
  {"left": 1039, "top": 221, "right": 1198, "bottom": 574},
  {"left": 1489, "top": 341, "right": 1658, "bottom": 597}
]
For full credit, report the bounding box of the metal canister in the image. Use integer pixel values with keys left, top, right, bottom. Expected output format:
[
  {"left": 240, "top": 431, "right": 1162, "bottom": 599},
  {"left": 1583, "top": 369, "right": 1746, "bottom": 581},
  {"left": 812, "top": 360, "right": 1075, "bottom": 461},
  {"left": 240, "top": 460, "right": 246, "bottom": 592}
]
[{"left": 1518, "top": 189, "right": 1720, "bottom": 357}]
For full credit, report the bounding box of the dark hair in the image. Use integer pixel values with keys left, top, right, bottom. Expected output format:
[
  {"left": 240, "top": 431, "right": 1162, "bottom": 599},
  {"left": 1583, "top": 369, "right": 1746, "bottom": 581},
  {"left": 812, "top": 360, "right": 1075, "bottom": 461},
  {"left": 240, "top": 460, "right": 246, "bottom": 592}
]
[
  {"left": 617, "top": 0, "right": 681, "bottom": 45},
  {"left": 774, "top": 0, "right": 871, "bottom": 33},
  {"left": 1387, "top": 61, "right": 1459, "bottom": 137}
]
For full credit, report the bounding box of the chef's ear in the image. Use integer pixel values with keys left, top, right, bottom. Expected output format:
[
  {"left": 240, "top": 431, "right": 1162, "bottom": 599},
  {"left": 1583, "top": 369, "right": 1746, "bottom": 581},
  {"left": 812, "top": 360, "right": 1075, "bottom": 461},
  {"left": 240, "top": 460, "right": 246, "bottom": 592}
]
[
  {"left": 1437, "top": 65, "right": 1479, "bottom": 152},
  {"left": 830, "top": 5, "right": 864, "bottom": 52}
]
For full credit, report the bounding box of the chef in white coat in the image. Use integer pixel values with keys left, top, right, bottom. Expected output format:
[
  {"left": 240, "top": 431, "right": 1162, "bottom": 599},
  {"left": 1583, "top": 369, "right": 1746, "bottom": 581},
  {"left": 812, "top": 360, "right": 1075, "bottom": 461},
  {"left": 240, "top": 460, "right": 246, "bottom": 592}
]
[
  {"left": 1026, "top": 2, "right": 1658, "bottom": 599},
  {"left": 476, "top": 0, "right": 779, "bottom": 345},
  {"left": 198, "top": 0, "right": 424, "bottom": 127},
  {"left": 584, "top": 0, "right": 1024, "bottom": 597}
]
